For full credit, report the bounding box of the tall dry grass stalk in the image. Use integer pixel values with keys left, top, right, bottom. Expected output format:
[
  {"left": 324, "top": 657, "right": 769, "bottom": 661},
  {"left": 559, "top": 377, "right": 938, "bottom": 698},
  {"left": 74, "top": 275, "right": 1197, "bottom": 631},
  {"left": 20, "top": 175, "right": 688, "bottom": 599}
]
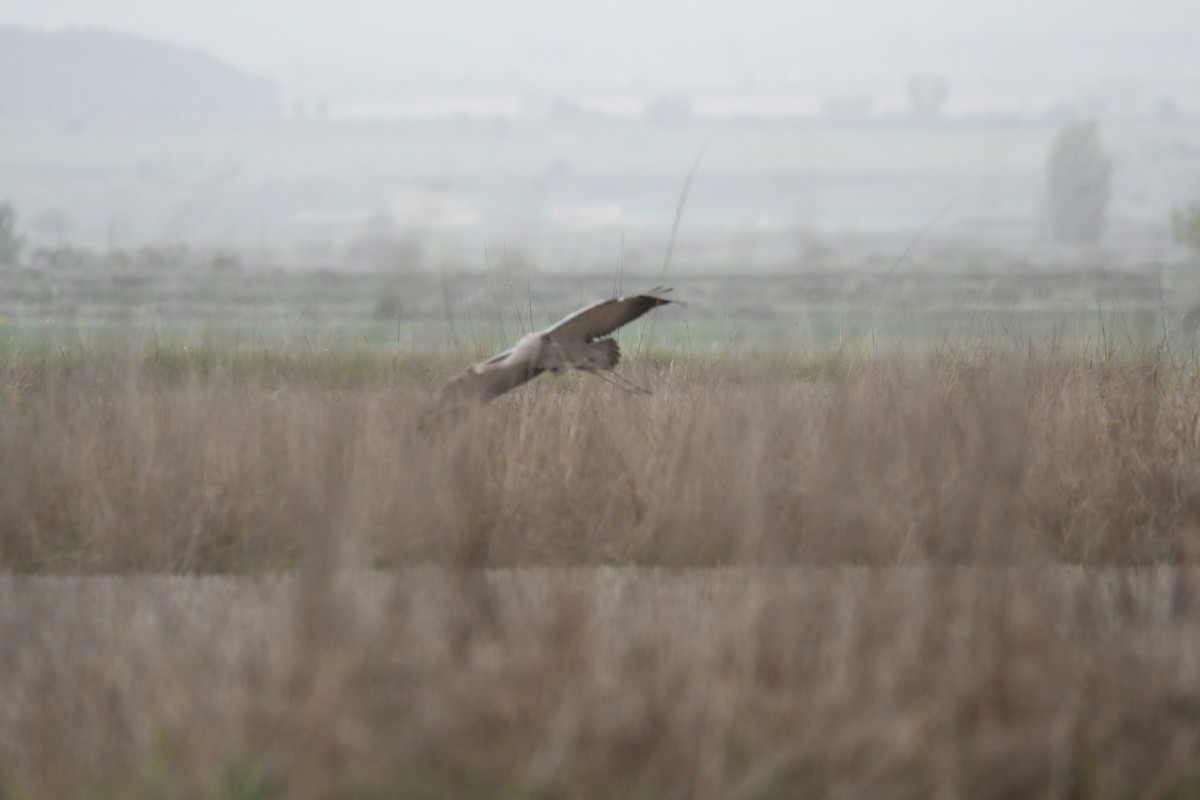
[
  {"left": 3, "top": 567, "right": 1200, "bottom": 797},
  {"left": 2, "top": 346, "right": 1199, "bottom": 570},
  {"left": 4, "top": 344, "right": 1200, "bottom": 797}
]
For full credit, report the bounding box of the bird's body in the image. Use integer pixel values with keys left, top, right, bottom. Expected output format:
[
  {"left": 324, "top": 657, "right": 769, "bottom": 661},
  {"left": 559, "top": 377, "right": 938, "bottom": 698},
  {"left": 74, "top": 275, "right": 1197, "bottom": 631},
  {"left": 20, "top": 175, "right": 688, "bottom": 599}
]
[{"left": 434, "top": 288, "right": 674, "bottom": 407}]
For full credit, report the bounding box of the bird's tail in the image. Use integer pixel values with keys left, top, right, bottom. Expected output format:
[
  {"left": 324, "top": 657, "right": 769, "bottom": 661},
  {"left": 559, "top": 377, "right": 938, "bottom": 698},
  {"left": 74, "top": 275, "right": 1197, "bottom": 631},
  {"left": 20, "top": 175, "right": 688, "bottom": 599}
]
[{"left": 589, "top": 338, "right": 621, "bottom": 370}]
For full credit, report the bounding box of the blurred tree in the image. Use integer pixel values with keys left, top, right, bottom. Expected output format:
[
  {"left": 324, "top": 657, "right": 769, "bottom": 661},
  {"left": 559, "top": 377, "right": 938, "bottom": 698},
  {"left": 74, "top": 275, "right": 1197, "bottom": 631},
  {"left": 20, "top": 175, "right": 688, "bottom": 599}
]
[
  {"left": 906, "top": 75, "right": 948, "bottom": 119},
  {"left": 1156, "top": 96, "right": 1180, "bottom": 121},
  {"left": 30, "top": 207, "right": 75, "bottom": 242},
  {"left": 1046, "top": 120, "right": 1112, "bottom": 245},
  {"left": 0, "top": 201, "right": 23, "bottom": 267},
  {"left": 821, "top": 94, "right": 874, "bottom": 123},
  {"left": 548, "top": 96, "right": 587, "bottom": 119},
  {"left": 641, "top": 94, "right": 693, "bottom": 125},
  {"left": 372, "top": 290, "right": 404, "bottom": 322},
  {"left": 345, "top": 216, "right": 423, "bottom": 272},
  {"left": 30, "top": 245, "right": 86, "bottom": 270},
  {"left": 1172, "top": 201, "right": 1200, "bottom": 258}
]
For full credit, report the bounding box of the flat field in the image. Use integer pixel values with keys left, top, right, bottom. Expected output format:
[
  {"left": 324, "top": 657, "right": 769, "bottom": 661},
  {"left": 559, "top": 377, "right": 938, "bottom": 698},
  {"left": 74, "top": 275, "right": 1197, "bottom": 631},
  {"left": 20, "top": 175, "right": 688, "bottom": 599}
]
[
  {"left": 4, "top": 284, "right": 1200, "bottom": 797},
  {"left": 7, "top": 115, "right": 1200, "bottom": 249},
  {"left": 5, "top": 566, "right": 1200, "bottom": 799},
  {"left": 7, "top": 250, "right": 1200, "bottom": 798}
]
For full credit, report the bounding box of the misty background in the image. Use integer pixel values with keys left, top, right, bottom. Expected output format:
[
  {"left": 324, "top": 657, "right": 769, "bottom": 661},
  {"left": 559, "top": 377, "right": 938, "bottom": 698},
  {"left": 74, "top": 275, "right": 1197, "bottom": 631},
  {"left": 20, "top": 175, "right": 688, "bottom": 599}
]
[{"left": 2, "top": 0, "right": 1200, "bottom": 282}]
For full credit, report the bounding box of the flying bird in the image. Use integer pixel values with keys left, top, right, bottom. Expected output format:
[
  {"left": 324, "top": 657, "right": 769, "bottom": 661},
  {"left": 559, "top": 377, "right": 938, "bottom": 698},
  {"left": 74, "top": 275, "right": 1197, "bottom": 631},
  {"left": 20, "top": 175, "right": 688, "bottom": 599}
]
[{"left": 434, "top": 287, "right": 675, "bottom": 407}]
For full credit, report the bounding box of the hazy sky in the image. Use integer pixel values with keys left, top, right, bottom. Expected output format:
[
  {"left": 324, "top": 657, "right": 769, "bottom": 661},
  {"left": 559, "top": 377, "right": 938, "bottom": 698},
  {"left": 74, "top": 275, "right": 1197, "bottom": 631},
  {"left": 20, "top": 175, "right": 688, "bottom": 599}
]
[{"left": 7, "top": 0, "right": 1199, "bottom": 100}]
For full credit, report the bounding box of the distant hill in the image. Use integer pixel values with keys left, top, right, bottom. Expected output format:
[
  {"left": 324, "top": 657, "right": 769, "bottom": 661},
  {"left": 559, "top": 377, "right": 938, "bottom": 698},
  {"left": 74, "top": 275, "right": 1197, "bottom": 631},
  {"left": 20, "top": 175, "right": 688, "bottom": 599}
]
[{"left": 0, "top": 26, "right": 277, "bottom": 119}]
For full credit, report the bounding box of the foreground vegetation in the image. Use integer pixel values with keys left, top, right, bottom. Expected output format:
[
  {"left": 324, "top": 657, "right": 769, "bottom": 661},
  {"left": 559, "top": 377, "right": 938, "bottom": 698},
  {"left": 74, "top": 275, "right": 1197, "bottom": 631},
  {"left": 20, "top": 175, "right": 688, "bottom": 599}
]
[
  {"left": 4, "top": 338, "right": 1200, "bottom": 797},
  {"left": 5, "top": 566, "right": 1200, "bottom": 799},
  {"left": 3, "top": 340, "right": 1199, "bottom": 570}
]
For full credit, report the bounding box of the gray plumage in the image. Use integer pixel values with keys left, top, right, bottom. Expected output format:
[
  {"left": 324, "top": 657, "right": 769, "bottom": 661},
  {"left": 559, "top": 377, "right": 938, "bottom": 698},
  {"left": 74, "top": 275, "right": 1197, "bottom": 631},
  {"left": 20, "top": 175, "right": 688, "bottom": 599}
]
[{"left": 436, "top": 288, "right": 674, "bottom": 405}]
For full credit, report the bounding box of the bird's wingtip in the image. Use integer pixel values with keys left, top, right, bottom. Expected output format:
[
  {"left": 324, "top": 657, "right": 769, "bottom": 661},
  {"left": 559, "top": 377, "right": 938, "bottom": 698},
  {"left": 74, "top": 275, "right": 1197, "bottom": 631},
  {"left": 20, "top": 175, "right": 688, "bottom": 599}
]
[{"left": 642, "top": 286, "right": 684, "bottom": 308}]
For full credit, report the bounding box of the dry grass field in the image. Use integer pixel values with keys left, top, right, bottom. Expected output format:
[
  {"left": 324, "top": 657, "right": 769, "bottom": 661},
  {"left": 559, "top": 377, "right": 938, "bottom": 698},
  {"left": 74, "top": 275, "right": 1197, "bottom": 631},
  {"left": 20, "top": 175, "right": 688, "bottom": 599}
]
[{"left": 4, "top": 335, "right": 1200, "bottom": 798}]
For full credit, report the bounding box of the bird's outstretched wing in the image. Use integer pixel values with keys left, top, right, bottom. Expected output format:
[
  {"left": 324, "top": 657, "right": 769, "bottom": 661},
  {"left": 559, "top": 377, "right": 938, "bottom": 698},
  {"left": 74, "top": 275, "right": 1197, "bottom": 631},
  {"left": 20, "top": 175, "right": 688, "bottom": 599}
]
[
  {"left": 438, "top": 359, "right": 545, "bottom": 404},
  {"left": 479, "top": 363, "right": 545, "bottom": 401},
  {"left": 544, "top": 287, "right": 674, "bottom": 343}
]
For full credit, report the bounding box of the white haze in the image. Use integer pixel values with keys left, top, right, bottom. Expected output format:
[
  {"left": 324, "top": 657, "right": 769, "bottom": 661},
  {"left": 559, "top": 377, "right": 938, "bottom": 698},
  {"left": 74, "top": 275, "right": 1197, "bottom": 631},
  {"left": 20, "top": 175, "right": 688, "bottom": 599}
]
[
  {"left": 10, "top": 0, "right": 1200, "bottom": 106},
  {"left": 4, "top": 0, "right": 1200, "bottom": 265}
]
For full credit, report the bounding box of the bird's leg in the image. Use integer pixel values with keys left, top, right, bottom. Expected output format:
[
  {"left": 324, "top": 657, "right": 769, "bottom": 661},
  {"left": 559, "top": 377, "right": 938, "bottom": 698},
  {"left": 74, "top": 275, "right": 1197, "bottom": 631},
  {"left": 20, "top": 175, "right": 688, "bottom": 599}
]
[
  {"left": 587, "top": 368, "right": 652, "bottom": 396},
  {"left": 614, "top": 371, "right": 654, "bottom": 396}
]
